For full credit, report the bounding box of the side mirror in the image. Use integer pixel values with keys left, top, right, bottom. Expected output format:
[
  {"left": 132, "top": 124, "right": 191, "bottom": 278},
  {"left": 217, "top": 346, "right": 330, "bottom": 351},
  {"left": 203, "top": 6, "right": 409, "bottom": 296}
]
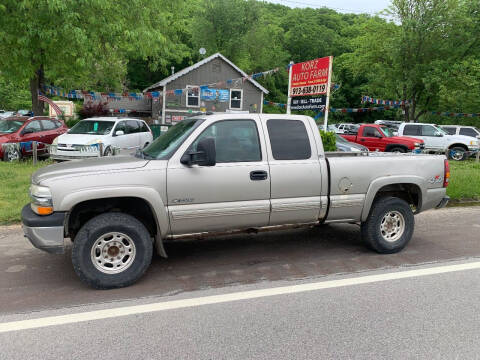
[
  {"left": 434, "top": 132, "right": 443, "bottom": 137},
  {"left": 115, "top": 130, "right": 124, "bottom": 136},
  {"left": 180, "top": 137, "right": 216, "bottom": 167},
  {"left": 21, "top": 128, "right": 34, "bottom": 135}
]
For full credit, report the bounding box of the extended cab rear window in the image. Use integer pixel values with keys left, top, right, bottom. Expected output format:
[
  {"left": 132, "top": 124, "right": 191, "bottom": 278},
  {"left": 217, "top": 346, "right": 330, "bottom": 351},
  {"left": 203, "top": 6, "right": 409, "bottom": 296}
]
[{"left": 267, "top": 119, "right": 311, "bottom": 160}]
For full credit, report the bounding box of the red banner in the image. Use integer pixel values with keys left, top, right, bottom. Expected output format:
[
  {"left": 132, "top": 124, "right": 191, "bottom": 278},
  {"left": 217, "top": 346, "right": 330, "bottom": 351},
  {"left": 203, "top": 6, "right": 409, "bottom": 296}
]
[{"left": 290, "top": 57, "right": 331, "bottom": 97}]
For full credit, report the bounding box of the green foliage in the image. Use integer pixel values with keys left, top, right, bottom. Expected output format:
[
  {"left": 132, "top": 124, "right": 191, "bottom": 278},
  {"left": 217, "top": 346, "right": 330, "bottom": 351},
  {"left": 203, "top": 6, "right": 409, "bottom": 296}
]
[
  {"left": 0, "top": 78, "right": 31, "bottom": 110},
  {"left": 320, "top": 130, "right": 337, "bottom": 152},
  {"left": 447, "top": 161, "right": 480, "bottom": 201}
]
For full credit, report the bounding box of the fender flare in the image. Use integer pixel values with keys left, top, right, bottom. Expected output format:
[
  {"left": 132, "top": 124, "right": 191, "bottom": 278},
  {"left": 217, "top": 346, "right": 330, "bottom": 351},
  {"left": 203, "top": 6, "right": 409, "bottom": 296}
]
[
  {"left": 59, "top": 186, "right": 169, "bottom": 257},
  {"left": 361, "top": 175, "right": 427, "bottom": 222}
]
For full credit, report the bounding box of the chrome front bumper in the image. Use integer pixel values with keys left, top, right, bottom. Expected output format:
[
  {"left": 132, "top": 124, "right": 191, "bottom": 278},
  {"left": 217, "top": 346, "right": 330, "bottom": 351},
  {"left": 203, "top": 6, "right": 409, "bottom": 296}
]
[
  {"left": 21, "top": 204, "right": 66, "bottom": 254},
  {"left": 22, "top": 224, "right": 65, "bottom": 254}
]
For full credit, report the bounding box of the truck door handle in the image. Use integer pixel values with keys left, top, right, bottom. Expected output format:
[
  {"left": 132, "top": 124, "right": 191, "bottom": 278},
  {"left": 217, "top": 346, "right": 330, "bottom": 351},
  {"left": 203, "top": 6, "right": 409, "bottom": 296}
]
[
  {"left": 360, "top": 138, "right": 365, "bottom": 141},
  {"left": 250, "top": 170, "right": 268, "bottom": 181}
]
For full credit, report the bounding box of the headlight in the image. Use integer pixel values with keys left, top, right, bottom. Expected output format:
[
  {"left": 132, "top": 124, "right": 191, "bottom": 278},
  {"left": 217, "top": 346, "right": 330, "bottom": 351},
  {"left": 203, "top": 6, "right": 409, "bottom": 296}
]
[
  {"left": 414, "top": 142, "right": 420, "bottom": 147},
  {"left": 469, "top": 140, "right": 478, "bottom": 146},
  {"left": 30, "top": 185, "right": 53, "bottom": 215}
]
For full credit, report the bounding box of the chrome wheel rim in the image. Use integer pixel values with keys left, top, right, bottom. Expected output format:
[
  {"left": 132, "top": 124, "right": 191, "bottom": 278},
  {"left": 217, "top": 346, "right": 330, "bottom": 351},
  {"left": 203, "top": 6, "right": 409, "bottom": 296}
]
[
  {"left": 7, "top": 149, "right": 20, "bottom": 161},
  {"left": 91, "top": 232, "right": 136, "bottom": 274},
  {"left": 451, "top": 150, "right": 464, "bottom": 161},
  {"left": 380, "top": 211, "right": 405, "bottom": 243}
]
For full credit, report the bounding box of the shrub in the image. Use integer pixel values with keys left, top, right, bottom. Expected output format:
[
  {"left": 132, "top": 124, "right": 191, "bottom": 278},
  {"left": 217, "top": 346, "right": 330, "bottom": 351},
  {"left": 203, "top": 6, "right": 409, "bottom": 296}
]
[{"left": 320, "top": 130, "right": 337, "bottom": 152}]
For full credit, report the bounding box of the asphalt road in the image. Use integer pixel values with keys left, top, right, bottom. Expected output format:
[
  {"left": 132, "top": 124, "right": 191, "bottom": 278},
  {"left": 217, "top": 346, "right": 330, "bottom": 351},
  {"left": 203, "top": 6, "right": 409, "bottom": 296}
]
[
  {"left": 0, "top": 206, "right": 480, "bottom": 359},
  {"left": 1, "top": 206, "right": 480, "bottom": 316},
  {"left": 0, "top": 260, "right": 479, "bottom": 359}
]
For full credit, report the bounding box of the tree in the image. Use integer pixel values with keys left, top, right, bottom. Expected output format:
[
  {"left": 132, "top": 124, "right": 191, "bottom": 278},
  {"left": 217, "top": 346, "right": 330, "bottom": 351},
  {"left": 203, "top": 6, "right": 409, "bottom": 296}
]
[
  {"left": 343, "top": 0, "right": 480, "bottom": 122},
  {"left": 0, "top": 0, "right": 190, "bottom": 115}
]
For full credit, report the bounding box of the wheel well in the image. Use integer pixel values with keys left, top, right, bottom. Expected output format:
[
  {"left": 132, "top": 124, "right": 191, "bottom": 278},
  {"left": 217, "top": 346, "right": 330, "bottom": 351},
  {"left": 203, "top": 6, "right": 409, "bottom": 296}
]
[
  {"left": 448, "top": 143, "right": 468, "bottom": 150},
  {"left": 385, "top": 144, "right": 408, "bottom": 152},
  {"left": 67, "top": 197, "right": 157, "bottom": 239},
  {"left": 374, "top": 183, "right": 421, "bottom": 211}
]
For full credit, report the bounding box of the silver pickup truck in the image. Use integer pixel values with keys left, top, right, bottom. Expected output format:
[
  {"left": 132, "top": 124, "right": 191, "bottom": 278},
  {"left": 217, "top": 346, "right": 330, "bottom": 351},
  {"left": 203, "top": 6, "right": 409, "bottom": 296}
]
[{"left": 22, "top": 114, "right": 450, "bottom": 289}]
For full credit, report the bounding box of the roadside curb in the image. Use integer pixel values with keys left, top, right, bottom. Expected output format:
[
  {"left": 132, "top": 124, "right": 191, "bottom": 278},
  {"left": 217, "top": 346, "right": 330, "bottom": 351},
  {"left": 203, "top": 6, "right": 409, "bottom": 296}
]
[{"left": 447, "top": 199, "right": 480, "bottom": 207}]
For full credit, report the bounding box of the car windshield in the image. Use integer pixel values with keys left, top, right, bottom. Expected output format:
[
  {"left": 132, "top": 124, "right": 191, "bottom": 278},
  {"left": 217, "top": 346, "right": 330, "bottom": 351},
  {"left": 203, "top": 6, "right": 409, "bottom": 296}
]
[
  {"left": 69, "top": 120, "right": 114, "bottom": 135},
  {"left": 142, "top": 118, "right": 204, "bottom": 160},
  {"left": 0, "top": 120, "right": 24, "bottom": 133},
  {"left": 434, "top": 125, "right": 448, "bottom": 135},
  {"left": 379, "top": 126, "right": 394, "bottom": 137}
]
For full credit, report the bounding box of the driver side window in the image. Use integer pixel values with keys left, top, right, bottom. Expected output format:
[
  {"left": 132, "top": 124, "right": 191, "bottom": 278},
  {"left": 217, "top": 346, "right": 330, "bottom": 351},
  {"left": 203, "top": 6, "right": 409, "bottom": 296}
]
[
  {"left": 421, "top": 125, "right": 437, "bottom": 136},
  {"left": 363, "top": 127, "right": 381, "bottom": 137},
  {"left": 189, "top": 120, "right": 261, "bottom": 163},
  {"left": 115, "top": 121, "right": 126, "bottom": 134}
]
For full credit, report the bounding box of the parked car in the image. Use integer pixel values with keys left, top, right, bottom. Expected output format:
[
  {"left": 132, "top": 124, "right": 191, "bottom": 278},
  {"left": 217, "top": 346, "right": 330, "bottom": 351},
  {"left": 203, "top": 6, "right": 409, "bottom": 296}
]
[
  {"left": 335, "top": 133, "right": 368, "bottom": 152},
  {"left": 335, "top": 123, "right": 359, "bottom": 134},
  {"left": 397, "top": 123, "right": 479, "bottom": 161},
  {"left": 0, "top": 116, "right": 68, "bottom": 161},
  {"left": 50, "top": 117, "right": 153, "bottom": 161},
  {"left": 22, "top": 113, "right": 449, "bottom": 289},
  {"left": 318, "top": 124, "right": 338, "bottom": 132},
  {"left": 341, "top": 124, "right": 424, "bottom": 153},
  {"left": 16, "top": 110, "right": 34, "bottom": 117},
  {"left": 374, "top": 120, "right": 401, "bottom": 135},
  {"left": 440, "top": 125, "right": 480, "bottom": 139},
  {"left": 0, "top": 110, "right": 16, "bottom": 119}
]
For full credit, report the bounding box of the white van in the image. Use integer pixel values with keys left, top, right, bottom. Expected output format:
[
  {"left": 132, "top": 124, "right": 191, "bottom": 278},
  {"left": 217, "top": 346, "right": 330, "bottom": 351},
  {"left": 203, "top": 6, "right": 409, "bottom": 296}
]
[{"left": 51, "top": 117, "right": 153, "bottom": 160}]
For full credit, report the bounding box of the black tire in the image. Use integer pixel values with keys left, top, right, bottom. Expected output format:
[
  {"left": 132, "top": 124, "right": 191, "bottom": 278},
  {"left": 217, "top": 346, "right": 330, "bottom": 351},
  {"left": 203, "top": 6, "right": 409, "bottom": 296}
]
[
  {"left": 448, "top": 146, "right": 467, "bottom": 161},
  {"left": 72, "top": 212, "right": 153, "bottom": 289},
  {"left": 388, "top": 146, "right": 406, "bottom": 153},
  {"left": 361, "top": 196, "right": 414, "bottom": 254},
  {"left": 3, "top": 148, "right": 22, "bottom": 162},
  {"left": 104, "top": 146, "right": 113, "bottom": 156}
]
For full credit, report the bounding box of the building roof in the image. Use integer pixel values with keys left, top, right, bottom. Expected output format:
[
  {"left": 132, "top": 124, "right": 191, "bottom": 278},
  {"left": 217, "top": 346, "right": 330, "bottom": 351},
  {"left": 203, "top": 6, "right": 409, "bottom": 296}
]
[{"left": 143, "top": 53, "right": 269, "bottom": 94}]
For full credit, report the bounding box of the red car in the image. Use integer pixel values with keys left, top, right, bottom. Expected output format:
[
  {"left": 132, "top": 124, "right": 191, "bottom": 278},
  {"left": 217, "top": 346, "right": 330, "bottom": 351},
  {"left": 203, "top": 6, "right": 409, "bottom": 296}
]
[
  {"left": 341, "top": 124, "right": 424, "bottom": 153},
  {"left": 0, "top": 116, "right": 68, "bottom": 161}
]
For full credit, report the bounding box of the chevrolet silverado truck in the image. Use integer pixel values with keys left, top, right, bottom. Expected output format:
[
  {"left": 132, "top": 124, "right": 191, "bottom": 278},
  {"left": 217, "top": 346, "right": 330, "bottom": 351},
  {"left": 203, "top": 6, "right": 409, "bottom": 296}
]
[
  {"left": 341, "top": 124, "right": 424, "bottom": 153},
  {"left": 22, "top": 114, "right": 450, "bottom": 289}
]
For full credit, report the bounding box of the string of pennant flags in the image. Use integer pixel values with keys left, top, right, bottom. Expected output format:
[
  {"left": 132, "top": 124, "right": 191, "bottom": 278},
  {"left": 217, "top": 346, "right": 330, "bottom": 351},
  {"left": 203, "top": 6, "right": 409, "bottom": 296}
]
[
  {"left": 41, "top": 67, "right": 281, "bottom": 101},
  {"left": 361, "top": 96, "right": 412, "bottom": 106}
]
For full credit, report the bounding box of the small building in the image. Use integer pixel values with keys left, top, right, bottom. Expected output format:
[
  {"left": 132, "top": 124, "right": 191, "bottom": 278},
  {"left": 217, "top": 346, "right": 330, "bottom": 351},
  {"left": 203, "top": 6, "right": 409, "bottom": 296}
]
[{"left": 144, "top": 53, "right": 269, "bottom": 124}]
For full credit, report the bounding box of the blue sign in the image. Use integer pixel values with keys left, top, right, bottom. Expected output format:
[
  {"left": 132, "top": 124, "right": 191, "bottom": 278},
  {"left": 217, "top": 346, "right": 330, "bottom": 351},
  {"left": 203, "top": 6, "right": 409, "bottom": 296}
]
[
  {"left": 201, "top": 88, "right": 216, "bottom": 101},
  {"left": 217, "top": 89, "right": 229, "bottom": 102}
]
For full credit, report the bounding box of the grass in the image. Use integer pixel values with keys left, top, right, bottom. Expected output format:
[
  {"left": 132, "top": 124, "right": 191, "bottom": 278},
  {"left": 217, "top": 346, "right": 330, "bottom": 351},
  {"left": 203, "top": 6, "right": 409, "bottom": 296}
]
[
  {"left": 447, "top": 161, "right": 480, "bottom": 201},
  {"left": 0, "top": 159, "right": 53, "bottom": 225},
  {"left": 0, "top": 159, "right": 479, "bottom": 225}
]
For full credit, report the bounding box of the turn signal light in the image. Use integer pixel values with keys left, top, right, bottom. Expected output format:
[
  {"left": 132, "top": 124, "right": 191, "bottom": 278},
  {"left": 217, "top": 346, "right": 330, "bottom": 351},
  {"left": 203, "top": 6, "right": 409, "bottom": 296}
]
[
  {"left": 443, "top": 159, "right": 450, "bottom": 188},
  {"left": 32, "top": 204, "right": 54, "bottom": 215}
]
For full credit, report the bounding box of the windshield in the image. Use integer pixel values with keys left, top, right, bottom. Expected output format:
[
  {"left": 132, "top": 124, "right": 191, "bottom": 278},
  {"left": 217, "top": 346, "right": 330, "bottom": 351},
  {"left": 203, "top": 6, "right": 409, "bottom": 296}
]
[
  {"left": 69, "top": 120, "right": 114, "bottom": 135},
  {"left": 0, "top": 120, "right": 24, "bottom": 133},
  {"left": 434, "top": 125, "right": 448, "bottom": 135},
  {"left": 142, "top": 118, "right": 204, "bottom": 160},
  {"left": 379, "top": 126, "right": 394, "bottom": 137}
]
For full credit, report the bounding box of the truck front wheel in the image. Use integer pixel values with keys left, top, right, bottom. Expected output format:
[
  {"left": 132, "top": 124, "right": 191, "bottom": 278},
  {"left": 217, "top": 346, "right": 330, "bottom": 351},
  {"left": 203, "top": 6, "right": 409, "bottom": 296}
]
[
  {"left": 72, "top": 212, "right": 153, "bottom": 289},
  {"left": 361, "top": 197, "right": 414, "bottom": 254}
]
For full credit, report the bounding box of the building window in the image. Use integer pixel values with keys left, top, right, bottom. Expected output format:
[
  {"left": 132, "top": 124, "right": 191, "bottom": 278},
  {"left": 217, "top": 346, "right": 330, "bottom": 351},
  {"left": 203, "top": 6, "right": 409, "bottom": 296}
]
[
  {"left": 186, "top": 86, "right": 199, "bottom": 107},
  {"left": 230, "top": 89, "right": 243, "bottom": 110}
]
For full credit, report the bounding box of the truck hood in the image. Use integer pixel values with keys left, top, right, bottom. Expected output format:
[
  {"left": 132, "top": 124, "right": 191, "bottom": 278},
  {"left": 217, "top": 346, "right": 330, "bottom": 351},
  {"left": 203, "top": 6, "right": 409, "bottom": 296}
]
[
  {"left": 445, "top": 134, "right": 478, "bottom": 144},
  {"left": 56, "top": 133, "right": 111, "bottom": 145},
  {"left": 32, "top": 155, "right": 149, "bottom": 184}
]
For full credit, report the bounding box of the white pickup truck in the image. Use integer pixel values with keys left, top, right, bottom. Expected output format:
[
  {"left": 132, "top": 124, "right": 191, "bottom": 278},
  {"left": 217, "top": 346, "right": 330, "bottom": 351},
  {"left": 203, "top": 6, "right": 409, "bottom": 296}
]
[
  {"left": 397, "top": 122, "right": 479, "bottom": 160},
  {"left": 22, "top": 114, "right": 450, "bottom": 289}
]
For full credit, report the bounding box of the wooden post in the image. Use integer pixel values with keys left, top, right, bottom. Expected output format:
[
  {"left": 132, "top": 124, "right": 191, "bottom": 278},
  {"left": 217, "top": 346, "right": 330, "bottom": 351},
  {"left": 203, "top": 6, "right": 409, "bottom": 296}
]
[
  {"left": 99, "top": 143, "right": 104, "bottom": 157},
  {"left": 32, "top": 141, "right": 37, "bottom": 165}
]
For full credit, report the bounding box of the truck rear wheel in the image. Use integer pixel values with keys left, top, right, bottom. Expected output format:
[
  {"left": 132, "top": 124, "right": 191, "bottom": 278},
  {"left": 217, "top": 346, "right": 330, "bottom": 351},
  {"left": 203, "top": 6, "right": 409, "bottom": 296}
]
[
  {"left": 361, "top": 197, "right": 414, "bottom": 254},
  {"left": 72, "top": 212, "right": 153, "bottom": 289}
]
